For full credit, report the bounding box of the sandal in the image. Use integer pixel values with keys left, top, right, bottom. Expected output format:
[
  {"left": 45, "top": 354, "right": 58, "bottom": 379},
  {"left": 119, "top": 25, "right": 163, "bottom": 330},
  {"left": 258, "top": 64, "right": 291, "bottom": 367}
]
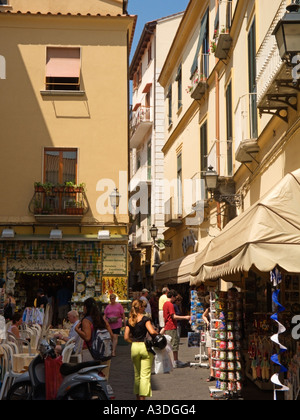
[{"left": 206, "top": 376, "right": 215, "bottom": 382}]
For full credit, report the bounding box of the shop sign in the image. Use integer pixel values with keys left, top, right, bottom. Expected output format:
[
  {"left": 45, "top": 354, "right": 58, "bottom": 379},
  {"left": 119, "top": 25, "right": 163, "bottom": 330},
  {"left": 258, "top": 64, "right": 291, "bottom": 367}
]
[
  {"left": 182, "top": 234, "right": 195, "bottom": 254},
  {"left": 7, "top": 258, "right": 76, "bottom": 272},
  {"left": 102, "top": 244, "right": 127, "bottom": 275}
]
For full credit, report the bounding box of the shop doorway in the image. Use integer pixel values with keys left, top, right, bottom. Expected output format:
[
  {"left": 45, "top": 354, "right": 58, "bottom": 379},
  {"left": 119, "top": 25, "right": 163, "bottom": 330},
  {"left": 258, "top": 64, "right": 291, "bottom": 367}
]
[{"left": 15, "top": 271, "right": 74, "bottom": 327}]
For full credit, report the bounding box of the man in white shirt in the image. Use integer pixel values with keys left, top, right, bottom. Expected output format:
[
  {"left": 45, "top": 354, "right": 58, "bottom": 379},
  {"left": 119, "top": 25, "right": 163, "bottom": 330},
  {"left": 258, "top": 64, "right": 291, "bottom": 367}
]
[
  {"left": 55, "top": 310, "right": 82, "bottom": 354},
  {"left": 140, "top": 288, "right": 152, "bottom": 318},
  {"left": 158, "top": 286, "right": 169, "bottom": 328}
]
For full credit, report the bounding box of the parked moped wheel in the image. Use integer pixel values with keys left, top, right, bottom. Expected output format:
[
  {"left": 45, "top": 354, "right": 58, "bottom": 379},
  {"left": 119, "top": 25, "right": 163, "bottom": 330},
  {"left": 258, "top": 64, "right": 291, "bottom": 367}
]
[{"left": 6, "top": 381, "right": 33, "bottom": 400}]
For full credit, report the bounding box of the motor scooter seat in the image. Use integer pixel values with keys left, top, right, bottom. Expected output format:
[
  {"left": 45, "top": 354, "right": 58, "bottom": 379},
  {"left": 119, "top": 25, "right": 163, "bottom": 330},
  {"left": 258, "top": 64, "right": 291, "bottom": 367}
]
[{"left": 60, "top": 360, "right": 103, "bottom": 376}]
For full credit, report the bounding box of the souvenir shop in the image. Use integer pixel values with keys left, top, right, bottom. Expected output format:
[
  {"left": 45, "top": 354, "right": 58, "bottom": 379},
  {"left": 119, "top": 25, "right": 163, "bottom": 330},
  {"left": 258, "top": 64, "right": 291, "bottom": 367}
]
[
  {"left": 188, "top": 267, "right": 300, "bottom": 400},
  {"left": 0, "top": 240, "right": 130, "bottom": 325}
]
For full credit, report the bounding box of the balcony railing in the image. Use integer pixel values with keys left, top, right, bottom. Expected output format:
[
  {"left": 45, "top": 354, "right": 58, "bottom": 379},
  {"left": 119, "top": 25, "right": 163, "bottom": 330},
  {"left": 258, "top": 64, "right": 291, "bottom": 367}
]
[
  {"left": 129, "top": 106, "right": 153, "bottom": 148},
  {"left": 256, "top": 0, "right": 288, "bottom": 105},
  {"left": 234, "top": 93, "right": 259, "bottom": 164},
  {"left": 29, "top": 183, "right": 89, "bottom": 221},
  {"left": 164, "top": 196, "right": 182, "bottom": 227}
]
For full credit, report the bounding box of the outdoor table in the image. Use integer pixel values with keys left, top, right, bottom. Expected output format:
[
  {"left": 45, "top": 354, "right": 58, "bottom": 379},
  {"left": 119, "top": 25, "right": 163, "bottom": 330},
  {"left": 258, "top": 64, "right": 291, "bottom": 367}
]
[{"left": 13, "top": 353, "right": 36, "bottom": 373}]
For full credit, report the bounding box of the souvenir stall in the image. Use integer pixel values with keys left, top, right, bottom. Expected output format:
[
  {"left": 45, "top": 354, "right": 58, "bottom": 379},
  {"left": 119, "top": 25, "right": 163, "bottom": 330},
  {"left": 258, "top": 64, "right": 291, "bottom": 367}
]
[
  {"left": 209, "top": 288, "right": 243, "bottom": 398},
  {"left": 189, "top": 289, "right": 208, "bottom": 368}
]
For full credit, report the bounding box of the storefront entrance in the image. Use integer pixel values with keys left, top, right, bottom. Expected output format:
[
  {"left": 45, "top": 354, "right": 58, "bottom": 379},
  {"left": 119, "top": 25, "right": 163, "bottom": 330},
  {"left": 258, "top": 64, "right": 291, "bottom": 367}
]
[{"left": 13, "top": 271, "right": 74, "bottom": 327}]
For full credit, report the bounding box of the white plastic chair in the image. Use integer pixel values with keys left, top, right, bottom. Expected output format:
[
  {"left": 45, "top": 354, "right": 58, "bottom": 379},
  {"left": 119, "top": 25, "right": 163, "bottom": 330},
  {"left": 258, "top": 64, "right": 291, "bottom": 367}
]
[
  {"left": 0, "top": 343, "right": 24, "bottom": 400},
  {"left": 61, "top": 342, "right": 75, "bottom": 363},
  {"left": 69, "top": 338, "right": 84, "bottom": 364}
]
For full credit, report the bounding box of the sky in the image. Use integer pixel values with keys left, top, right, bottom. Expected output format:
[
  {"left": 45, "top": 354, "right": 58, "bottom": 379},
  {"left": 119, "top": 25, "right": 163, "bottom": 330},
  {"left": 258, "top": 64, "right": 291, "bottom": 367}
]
[{"left": 128, "top": 0, "right": 190, "bottom": 60}]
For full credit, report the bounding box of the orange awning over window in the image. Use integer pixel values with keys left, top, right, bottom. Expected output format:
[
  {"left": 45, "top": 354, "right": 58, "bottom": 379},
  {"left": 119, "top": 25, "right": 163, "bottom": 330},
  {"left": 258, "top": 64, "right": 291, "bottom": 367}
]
[{"left": 46, "top": 47, "right": 81, "bottom": 78}]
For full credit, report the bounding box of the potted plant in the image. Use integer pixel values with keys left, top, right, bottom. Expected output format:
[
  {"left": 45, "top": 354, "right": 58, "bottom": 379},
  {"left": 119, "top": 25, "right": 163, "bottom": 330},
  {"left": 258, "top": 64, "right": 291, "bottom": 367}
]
[
  {"left": 65, "top": 199, "right": 76, "bottom": 214},
  {"left": 34, "top": 182, "right": 44, "bottom": 192},
  {"left": 42, "top": 182, "right": 54, "bottom": 196},
  {"left": 33, "top": 198, "right": 43, "bottom": 214},
  {"left": 64, "top": 181, "right": 76, "bottom": 193}
]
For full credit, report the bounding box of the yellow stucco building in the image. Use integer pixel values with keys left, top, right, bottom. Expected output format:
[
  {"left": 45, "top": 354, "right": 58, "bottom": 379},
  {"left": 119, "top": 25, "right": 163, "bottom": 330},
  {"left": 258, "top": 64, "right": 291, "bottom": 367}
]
[{"left": 0, "top": 0, "right": 136, "bottom": 318}]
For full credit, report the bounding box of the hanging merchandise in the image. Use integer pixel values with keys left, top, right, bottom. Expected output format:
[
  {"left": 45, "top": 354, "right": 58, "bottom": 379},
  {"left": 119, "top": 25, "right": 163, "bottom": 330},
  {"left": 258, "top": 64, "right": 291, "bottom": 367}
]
[
  {"left": 210, "top": 289, "right": 244, "bottom": 399},
  {"left": 270, "top": 268, "right": 289, "bottom": 400},
  {"left": 189, "top": 289, "right": 209, "bottom": 368}
]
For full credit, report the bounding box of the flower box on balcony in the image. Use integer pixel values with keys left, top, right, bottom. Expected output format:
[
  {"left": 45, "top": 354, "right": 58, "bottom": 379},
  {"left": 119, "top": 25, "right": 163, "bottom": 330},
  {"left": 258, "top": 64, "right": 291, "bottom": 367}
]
[
  {"left": 191, "top": 78, "right": 208, "bottom": 100},
  {"left": 215, "top": 33, "right": 232, "bottom": 60}
]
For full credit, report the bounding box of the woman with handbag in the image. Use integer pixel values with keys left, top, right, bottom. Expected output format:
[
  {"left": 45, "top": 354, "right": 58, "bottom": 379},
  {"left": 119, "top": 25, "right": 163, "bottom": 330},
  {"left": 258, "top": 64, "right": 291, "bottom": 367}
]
[
  {"left": 103, "top": 294, "right": 126, "bottom": 357},
  {"left": 124, "top": 299, "right": 158, "bottom": 400}
]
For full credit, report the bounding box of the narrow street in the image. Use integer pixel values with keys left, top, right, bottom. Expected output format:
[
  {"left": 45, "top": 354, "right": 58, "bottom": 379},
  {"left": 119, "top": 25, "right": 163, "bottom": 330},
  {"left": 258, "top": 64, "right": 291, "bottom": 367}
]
[{"left": 108, "top": 337, "right": 273, "bottom": 401}]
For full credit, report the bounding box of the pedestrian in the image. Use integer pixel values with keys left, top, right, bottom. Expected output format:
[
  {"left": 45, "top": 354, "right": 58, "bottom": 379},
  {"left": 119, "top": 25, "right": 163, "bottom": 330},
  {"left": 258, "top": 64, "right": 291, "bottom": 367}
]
[
  {"left": 149, "top": 292, "right": 159, "bottom": 327},
  {"left": 4, "top": 292, "right": 16, "bottom": 320},
  {"left": 162, "top": 289, "right": 191, "bottom": 368},
  {"left": 140, "top": 288, "right": 152, "bottom": 318},
  {"left": 158, "top": 286, "right": 169, "bottom": 328},
  {"left": 75, "top": 297, "right": 114, "bottom": 379},
  {"left": 124, "top": 299, "right": 158, "bottom": 400},
  {"left": 203, "top": 302, "right": 214, "bottom": 382},
  {"left": 56, "top": 283, "right": 72, "bottom": 325},
  {"left": 34, "top": 288, "right": 48, "bottom": 309},
  {"left": 173, "top": 294, "right": 183, "bottom": 341},
  {"left": 103, "top": 293, "right": 126, "bottom": 357}
]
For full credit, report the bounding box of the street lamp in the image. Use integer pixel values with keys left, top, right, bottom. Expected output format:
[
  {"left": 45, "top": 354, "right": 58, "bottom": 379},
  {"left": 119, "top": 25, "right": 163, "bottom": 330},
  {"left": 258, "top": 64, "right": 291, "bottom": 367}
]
[
  {"left": 203, "top": 166, "right": 218, "bottom": 191},
  {"left": 273, "top": 1, "right": 300, "bottom": 63},
  {"left": 149, "top": 224, "right": 158, "bottom": 244},
  {"left": 109, "top": 188, "right": 121, "bottom": 215},
  {"left": 203, "top": 166, "right": 242, "bottom": 207}
]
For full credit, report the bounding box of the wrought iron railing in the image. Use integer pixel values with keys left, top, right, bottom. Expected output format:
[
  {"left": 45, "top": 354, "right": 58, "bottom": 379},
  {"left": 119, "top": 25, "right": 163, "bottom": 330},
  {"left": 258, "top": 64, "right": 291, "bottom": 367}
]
[{"left": 29, "top": 184, "right": 89, "bottom": 217}]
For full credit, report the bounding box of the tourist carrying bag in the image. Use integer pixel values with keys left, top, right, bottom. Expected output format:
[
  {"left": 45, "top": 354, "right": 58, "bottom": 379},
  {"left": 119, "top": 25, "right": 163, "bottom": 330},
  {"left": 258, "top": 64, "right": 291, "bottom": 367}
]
[{"left": 89, "top": 328, "right": 112, "bottom": 361}]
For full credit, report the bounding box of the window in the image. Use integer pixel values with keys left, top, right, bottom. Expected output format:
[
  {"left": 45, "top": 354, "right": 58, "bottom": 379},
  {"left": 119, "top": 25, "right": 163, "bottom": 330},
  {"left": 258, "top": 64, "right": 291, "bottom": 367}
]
[
  {"left": 177, "top": 153, "right": 183, "bottom": 216},
  {"left": 44, "top": 148, "right": 77, "bottom": 184},
  {"left": 0, "top": 1, "right": 8, "bottom": 4},
  {"left": 248, "top": 19, "right": 258, "bottom": 139},
  {"left": 176, "top": 64, "right": 182, "bottom": 110},
  {"left": 148, "top": 44, "right": 152, "bottom": 64},
  {"left": 167, "top": 85, "right": 172, "bottom": 126},
  {"left": 226, "top": 81, "right": 233, "bottom": 176},
  {"left": 46, "top": 47, "right": 80, "bottom": 91},
  {"left": 147, "top": 141, "right": 151, "bottom": 180},
  {"left": 200, "top": 121, "right": 208, "bottom": 176}
]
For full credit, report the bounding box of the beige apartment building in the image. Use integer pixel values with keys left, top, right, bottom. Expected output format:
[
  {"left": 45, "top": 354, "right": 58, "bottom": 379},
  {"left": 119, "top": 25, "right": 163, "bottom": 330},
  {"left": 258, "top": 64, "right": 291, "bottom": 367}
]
[
  {"left": 128, "top": 13, "right": 183, "bottom": 291},
  {"left": 156, "top": 0, "right": 300, "bottom": 395},
  {"left": 157, "top": 0, "right": 300, "bottom": 284},
  {"left": 0, "top": 0, "right": 136, "bottom": 319}
]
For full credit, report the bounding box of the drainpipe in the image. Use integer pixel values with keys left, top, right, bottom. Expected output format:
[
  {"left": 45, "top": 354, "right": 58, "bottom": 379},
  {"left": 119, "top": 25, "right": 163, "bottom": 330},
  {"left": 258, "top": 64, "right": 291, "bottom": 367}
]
[{"left": 215, "top": 0, "right": 221, "bottom": 229}]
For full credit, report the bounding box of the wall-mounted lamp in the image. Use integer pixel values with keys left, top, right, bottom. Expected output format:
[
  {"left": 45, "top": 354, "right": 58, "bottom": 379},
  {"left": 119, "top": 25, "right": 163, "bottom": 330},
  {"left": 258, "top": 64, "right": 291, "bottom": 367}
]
[
  {"left": 204, "top": 166, "right": 242, "bottom": 207},
  {"left": 149, "top": 224, "right": 158, "bottom": 244},
  {"left": 273, "top": 1, "right": 300, "bottom": 64},
  {"left": 1, "top": 229, "right": 15, "bottom": 238},
  {"left": 109, "top": 188, "right": 121, "bottom": 215}
]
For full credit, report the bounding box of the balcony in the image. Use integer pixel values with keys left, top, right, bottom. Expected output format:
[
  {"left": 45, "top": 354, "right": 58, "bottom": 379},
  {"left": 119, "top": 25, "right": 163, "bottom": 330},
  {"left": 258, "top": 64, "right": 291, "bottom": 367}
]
[
  {"left": 129, "top": 105, "right": 153, "bottom": 148},
  {"left": 29, "top": 183, "right": 89, "bottom": 223},
  {"left": 256, "top": 0, "right": 300, "bottom": 121},
  {"left": 214, "top": 33, "right": 232, "bottom": 60},
  {"left": 189, "top": 54, "right": 209, "bottom": 101},
  {"left": 234, "top": 93, "right": 259, "bottom": 166},
  {"left": 164, "top": 196, "right": 182, "bottom": 228}
]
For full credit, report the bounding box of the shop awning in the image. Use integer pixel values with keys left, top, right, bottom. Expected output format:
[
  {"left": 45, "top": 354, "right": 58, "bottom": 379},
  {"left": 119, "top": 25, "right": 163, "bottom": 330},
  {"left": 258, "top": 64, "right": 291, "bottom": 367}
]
[
  {"left": 191, "top": 169, "right": 300, "bottom": 284},
  {"left": 156, "top": 252, "right": 197, "bottom": 285}
]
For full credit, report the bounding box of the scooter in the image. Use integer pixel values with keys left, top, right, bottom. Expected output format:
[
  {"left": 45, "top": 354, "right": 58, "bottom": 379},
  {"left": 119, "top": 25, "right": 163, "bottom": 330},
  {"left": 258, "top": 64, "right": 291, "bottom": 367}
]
[{"left": 6, "top": 339, "right": 114, "bottom": 400}]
